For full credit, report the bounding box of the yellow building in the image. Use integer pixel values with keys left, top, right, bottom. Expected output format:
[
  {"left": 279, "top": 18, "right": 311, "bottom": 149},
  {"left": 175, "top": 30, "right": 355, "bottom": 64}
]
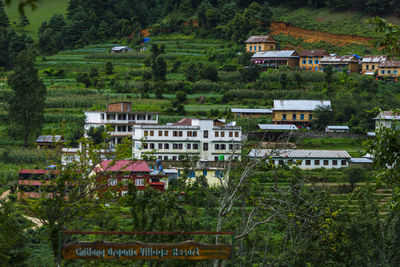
[
  {"left": 299, "top": 50, "right": 329, "bottom": 72},
  {"left": 361, "top": 55, "right": 387, "bottom": 75},
  {"left": 319, "top": 55, "right": 360, "bottom": 73},
  {"left": 377, "top": 60, "right": 400, "bottom": 81},
  {"left": 245, "top": 35, "right": 277, "bottom": 53},
  {"left": 272, "top": 100, "right": 331, "bottom": 128}
]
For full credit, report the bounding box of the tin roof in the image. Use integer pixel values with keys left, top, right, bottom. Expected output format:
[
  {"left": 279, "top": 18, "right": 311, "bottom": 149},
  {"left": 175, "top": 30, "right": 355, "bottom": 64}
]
[
  {"left": 320, "top": 55, "right": 359, "bottom": 64},
  {"left": 36, "top": 135, "right": 63, "bottom": 143},
  {"left": 361, "top": 55, "right": 387, "bottom": 63},
  {"left": 299, "top": 50, "right": 328, "bottom": 57},
  {"left": 248, "top": 149, "right": 351, "bottom": 159},
  {"left": 349, "top": 158, "right": 373, "bottom": 163},
  {"left": 326, "top": 125, "right": 350, "bottom": 130},
  {"left": 98, "top": 160, "right": 151, "bottom": 173},
  {"left": 258, "top": 124, "right": 298, "bottom": 130},
  {"left": 111, "top": 46, "right": 132, "bottom": 51},
  {"left": 245, "top": 35, "right": 276, "bottom": 43},
  {"left": 231, "top": 108, "right": 272, "bottom": 114},
  {"left": 173, "top": 118, "right": 193, "bottom": 126},
  {"left": 273, "top": 100, "right": 331, "bottom": 111},
  {"left": 379, "top": 60, "right": 400, "bottom": 68},
  {"left": 251, "top": 50, "right": 298, "bottom": 59},
  {"left": 375, "top": 111, "right": 400, "bottom": 120}
]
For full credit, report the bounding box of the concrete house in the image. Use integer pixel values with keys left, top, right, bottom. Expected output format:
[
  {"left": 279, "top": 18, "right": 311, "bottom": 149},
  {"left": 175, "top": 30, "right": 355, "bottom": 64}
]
[
  {"left": 361, "top": 55, "right": 387, "bottom": 75},
  {"left": 375, "top": 111, "right": 400, "bottom": 129},
  {"left": 299, "top": 50, "right": 329, "bottom": 72},
  {"left": 84, "top": 102, "right": 159, "bottom": 147},
  {"left": 248, "top": 149, "right": 351, "bottom": 169},
  {"left": 272, "top": 100, "right": 331, "bottom": 127},
  {"left": 245, "top": 35, "right": 277, "bottom": 53},
  {"left": 319, "top": 55, "right": 360, "bottom": 73},
  {"left": 251, "top": 50, "right": 299, "bottom": 69},
  {"left": 132, "top": 118, "right": 242, "bottom": 162},
  {"left": 377, "top": 60, "right": 400, "bottom": 81}
]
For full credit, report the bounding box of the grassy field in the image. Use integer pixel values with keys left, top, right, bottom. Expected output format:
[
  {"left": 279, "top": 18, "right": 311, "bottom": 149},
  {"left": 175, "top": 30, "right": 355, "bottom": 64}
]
[{"left": 5, "top": 0, "right": 68, "bottom": 40}]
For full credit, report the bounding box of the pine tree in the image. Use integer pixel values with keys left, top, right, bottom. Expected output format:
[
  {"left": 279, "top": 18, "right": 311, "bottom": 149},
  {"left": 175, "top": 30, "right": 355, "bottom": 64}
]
[
  {"left": 7, "top": 51, "right": 46, "bottom": 147},
  {"left": 152, "top": 55, "right": 167, "bottom": 81},
  {"left": 0, "top": 0, "right": 9, "bottom": 28},
  {"left": 18, "top": 13, "right": 30, "bottom": 31}
]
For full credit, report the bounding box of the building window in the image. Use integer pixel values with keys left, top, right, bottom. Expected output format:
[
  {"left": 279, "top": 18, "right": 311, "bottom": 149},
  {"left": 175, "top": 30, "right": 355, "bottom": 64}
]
[
  {"left": 193, "top": 131, "right": 197, "bottom": 137},
  {"left": 164, "top": 143, "right": 169, "bottom": 149},
  {"left": 300, "top": 114, "right": 304, "bottom": 120},
  {"left": 254, "top": 46, "right": 256, "bottom": 51},
  {"left": 305, "top": 160, "right": 311, "bottom": 165},
  {"left": 173, "top": 131, "right": 178, "bottom": 137},
  {"left": 101, "top": 113, "right": 105, "bottom": 120},
  {"left": 193, "top": 144, "right": 199, "bottom": 149},
  {"left": 158, "top": 131, "right": 162, "bottom": 136},
  {"left": 381, "top": 70, "right": 385, "bottom": 74},
  {"left": 144, "top": 130, "right": 148, "bottom": 136},
  {"left": 158, "top": 156, "right": 162, "bottom": 160},
  {"left": 332, "top": 160, "right": 338, "bottom": 166},
  {"left": 372, "top": 65, "right": 375, "bottom": 70},
  {"left": 308, "top": 60, "right": 312, "bottom": 64},
  {"left": 158, "top": 143, "right": 162, "bottom": 149},
  {"left": 309, "top": 114, "right": 313, "bottom": 120},
  {"left": 135, "top": 179, "right": 144, "bottom": 187},
  {"left": 143, "top": 143, "right": 148, "bottom": 149},
  {"left": 292, "top": 114, "right": 296, "bottom": 121},
  {"left": 150, "top": 131, "right": 154, "bottom": 136},
  {"left": 187, "top": 131, "right": 192, "bottom": 137},
  {"left": 178, "top": 144, "right": 182, "bottom": 149},
  {"left": 315, "top": 60, "right": 319, "bottom": 64},
  {"left": 315, "top": 160, "right": 320, "bottom": 166},
  {"left": 150, "top": 143, "right": 155, "bottom": 149},
  {"left": 204, "top": 131, "right": 208, "bottom": 138},
  {"left": 395, "top": 70, "right": 398, "bottom": 74},
  {"left": 172, "top": 156, "right": 177, "bottom": 161},
  {"left": 283, "top": 114, "right": 286, "bottom": 120},
  {"left": 302, "top": 60, "right": 306, "bottom": 64},
  {"left": 164, "top": 156, "right": 168, "bottom": 161},
  {"left": 341, "top": 160, "right": 347, "bottom": 166},
  {"left": 229, "top": 144, "right": 233, "bottom": 150},
  {"left": 220, "top": 132, "right": 225, "bottom": 137},
  {"left": 388, "top": 70, "right": 391, "bottom": 74},
  {"left": 215, "top": 132, "right": 219, "bottom": 137},
  {"left": 173, "top": 144, "right": 178, "bottom": 149},
  {"left": 279, "top": 160, "right": 284, "bottom": 165},
  {"left": 108, "top": 178, "right": 117, "bottom": 186},
  {"left": 235, "top": 132, "right": 239, "bottom": 137},
  {"left": 220, "top": 144, "right": 226, "bottom": 150},
  {"left": 203, "top": 170, "right": 208, "bottom": 176},
  {"left": 323, "top": 160, "right": 329, "bottom": 166},
  {"left": 259, "top": 46, "right": 261, "bottom": 50},
  {"left": 215, "top": 156, "right": 218, "bottom": 161},
  {"left": 179, "top": 131, "right": 183, "bottom": 137},
  {"left": 250, "top": 46, "right": 252, "bottom": 51},
  {"left": 315, "top": 67, "right": 318, "bottom": 71},
  {"left": 366, "top": 65, "right": 369, "bottom": 70},
  {"left": 203, "top": 143, "right": 208, "bottom": 151},
  {"left": 229, "top": 132, "right": 233, "bottom": 137},
  {"left": 187, "top": 144, "right": 191, "bottom": 149},
  {"left": 164, "top": 131, "right": 168, "bottom": 136},
  {"left": 215, "top": 144, "right": 220, "bottom": 150}
]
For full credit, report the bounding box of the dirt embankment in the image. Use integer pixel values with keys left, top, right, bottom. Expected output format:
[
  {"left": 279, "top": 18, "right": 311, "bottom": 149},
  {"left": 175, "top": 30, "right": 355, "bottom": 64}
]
[{"left": 270, "top": 21, "right": 372, "bottom": 47}]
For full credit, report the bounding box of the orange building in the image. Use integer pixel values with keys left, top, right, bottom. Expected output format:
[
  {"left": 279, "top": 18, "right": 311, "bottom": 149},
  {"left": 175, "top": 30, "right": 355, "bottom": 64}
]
[
  {"left": 245, "top": 35, "right": 277, "bottom": 53},
  {"left": 377, "top": 60, "right": 400, "bottom": 81},
  {"left": 361, "top": 55, "right": 387, "bottom": 75},
  {"left": 299, "top": 50, "right": 329, "bottom": 72}
]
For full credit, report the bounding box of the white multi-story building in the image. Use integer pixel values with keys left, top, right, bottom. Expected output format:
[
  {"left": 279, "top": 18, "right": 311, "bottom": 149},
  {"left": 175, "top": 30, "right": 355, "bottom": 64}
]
[
  {"left": 132, "top": 118, "right": 242, "bottom": 162},
  {"left": 84, "top": 102, "right": 159, "bottom": 146},
  {"left": 375, "top": 111, "right": 400, "bottom": 129}
]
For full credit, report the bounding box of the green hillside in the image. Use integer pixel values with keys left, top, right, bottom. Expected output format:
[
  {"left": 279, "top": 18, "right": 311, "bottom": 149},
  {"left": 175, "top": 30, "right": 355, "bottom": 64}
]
[{"left": 4, "top": 0, "right": 68, "bottom": 40}]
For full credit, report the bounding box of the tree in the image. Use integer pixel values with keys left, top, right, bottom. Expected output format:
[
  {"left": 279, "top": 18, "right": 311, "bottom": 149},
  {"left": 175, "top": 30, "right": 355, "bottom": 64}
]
[
  {"left": 199, "top": 64, "right": 218, "bottom": 81},
  {"left": 89, "top": 66, "right": 99, "bottom": 78},
  {"left": 18, "top": 13, "right": 29, "bottom": 31},
  {"left": 280, "top": 72, "right": 289, "bottom": 89},
  {"left": 7, "top": 51, "right": 46, "bottom": 147},
  {"left": 152, "top": 55, "right": 167, "bottom": 81},
  {"left": 346, "top": 166, "right": 366, "bottom": 190},
  {"left": 105, "top": 61, "right": 113, "bottom": 74},
  {"left": 86, "top": 126, "right": 106, "bottom": 145},
  {"left": 312, "top": 105, "right": 335, "bottom": 131},
  {"left": 324, "top": 65, "right": 334, "bottom": 84},
  {"left": 184, "top": 63, "right": 198, "bottom": 82},
  {"left": 76, "top": 72, "right": 91, "bottom": 88},
  {"left": 175, "top": 90, "right": 187, "bottom": 103},
  {"left": 239, "top": 66, "right": 259, "bottom": 82},
  {"left": 368, "top": 17, "right": 400, "bottom": 56},
  {"left": 0, "top": 0, "right": 9, "bottom": 28}
]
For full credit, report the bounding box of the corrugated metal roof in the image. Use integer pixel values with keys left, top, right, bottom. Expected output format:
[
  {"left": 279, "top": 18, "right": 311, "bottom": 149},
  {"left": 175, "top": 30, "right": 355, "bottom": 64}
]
[
  {"left": 173, "top": 118, "right": 193, "bottom": 126},
  {"left": 299, "top": 50, "right": 328, "bottom": 57},
  {"left": 231, "top": 108, "right": 272, "bottom": 114},
  {"left": 349, "top": 158, "right": 373, "bottom": 163},
  {"left": 245, "top": 35, "right": 276, "bottom": 43},
  {"left": 111, "top": 46, "right": 132, "bottom": 51},
  {"left": 375, "top": 111, "right": 400, "bottom": 120},
  {"left": 326, "top": 125, "right": 350, "bottom": 130},
  {"left": 273, "top": 100, "right": 331, "bottom": 111},
  {"left": 99, "top": 160, "right": 150, "bottom": 172},
  {"left": 361, "top": 55, "right": 387, "bottom": 63},
  {"left": 320, "top": 55, "right": 358, "bottom": 64},
  {"left": 258, "top": 124, "right": 298, "bottom": 130},
  {"left": 251, "top": 50, "right": 298, "bottom": 59},
  {"left": 379, "top": 60, "right": 400, "bottom": 68},
  {"left": 36, "top": 135, "right": 63, "bottom": 143},
  {"left": 248, "top": 149, "right": 351, "bottom": 159}
]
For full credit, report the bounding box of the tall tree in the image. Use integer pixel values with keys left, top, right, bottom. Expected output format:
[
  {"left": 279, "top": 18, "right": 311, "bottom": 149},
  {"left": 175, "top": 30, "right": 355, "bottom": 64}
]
[
  {"left": 0, "top": 0, "right": 9, "bottom": 28},
  {"left": 18, "top": 13, "right": 29, "bottom": 31},
  {"left": 152, "top": 55, "right": 167, "bottom": 81},
  {"left": 7, "top": 51, "right": 46, "bottom": 147}
]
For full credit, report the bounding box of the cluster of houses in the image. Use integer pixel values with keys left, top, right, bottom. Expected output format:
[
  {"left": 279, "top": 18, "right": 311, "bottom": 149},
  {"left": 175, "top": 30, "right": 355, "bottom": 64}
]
[{"left": 246, "top": 35, "right": 399, "bottom": 80}]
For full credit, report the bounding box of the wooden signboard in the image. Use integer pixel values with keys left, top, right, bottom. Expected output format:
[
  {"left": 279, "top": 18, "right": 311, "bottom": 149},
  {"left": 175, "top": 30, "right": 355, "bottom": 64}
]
[{"left": 62, "top": 240, "right": 231, "bottom": 260}]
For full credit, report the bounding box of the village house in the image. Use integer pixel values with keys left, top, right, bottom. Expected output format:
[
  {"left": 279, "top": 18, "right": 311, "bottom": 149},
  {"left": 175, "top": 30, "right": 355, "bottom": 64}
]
[
  {"left": 248, "top": 149, "right": 351, "bottom": 169},
  {"left": 319, "top": 55, "right": 360, "bottom": 73},
  {"left": 325, "top": 125, "right": 350, "bottom": 133},
  {"left": 258, "top": 124, "right": 298, "bottom": 131},
  {"left": 94, "top": 159, "right": 166, "bottom": 195},
  {"left": 17, "top": 169, "right": 59, "bottom": 198},
  {"left": 374, "top": 111, "right": 400, "bottom": 129},
  {"left": 132, "top": 118, "right": 242, "bottom": 162},
  {"left": 272, "top": 100, "right": 331, "bottom": 127},
  {"left": 251, "top": 50, "right": 299, "bottom": 69},
  {"left": 299, "top": 50, "right": 329, "bottom": 72},
  {"left": 361, "top": 55, "right": 387, "bottom": 75},
  {"left": 377, "top": 60, "right": 400, "bottom": 81},
  {"left": 231, "top": 108, "right": 272, "bottom": 118},
  {"left": 35, "top": 135, "right": 64, "bottom": 149},
  {"left": 245, "top": 35, "right": 277, "bottom": 53},
  {"left": 84, "top": 102, "right": 159, "bottom": 147},
  {"left": 111, "top": 46, "right": 132, "bottom": 53}
]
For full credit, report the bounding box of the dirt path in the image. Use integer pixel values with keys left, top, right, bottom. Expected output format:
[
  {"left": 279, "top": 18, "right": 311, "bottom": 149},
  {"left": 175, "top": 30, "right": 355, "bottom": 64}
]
[
  {"left": 0, "top": 190, "right": 10, "bottom": 200},
  {"left": 270, "top": 21, "right": 372, "bottom": 47}
]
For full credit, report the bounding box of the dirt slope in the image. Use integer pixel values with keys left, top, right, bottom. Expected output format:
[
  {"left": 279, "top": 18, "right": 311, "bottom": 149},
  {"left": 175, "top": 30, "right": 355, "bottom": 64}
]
[{"left": 270, "top": 21, "right": 372, "bottom": 47}]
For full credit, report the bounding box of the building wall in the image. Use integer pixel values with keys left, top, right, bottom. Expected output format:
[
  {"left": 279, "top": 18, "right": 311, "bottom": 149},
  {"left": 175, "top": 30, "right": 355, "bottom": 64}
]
[
  {"left": 273, "top": 110, "right": 313, "bottom": 124},
  {"left": 361, "top": 63, "right": 379, "bottom": 74},
  {"left": 232, "top": 112, "right": 271, "bottom": 118},
  {"left": 375, "top": 120, "right": 399, "bottom": 129},
  {"left": 271, "top": 158, "right": 348, "bottom": 169},
  {"left": 132, "top": 120, "right": 242, "bottom": 162},
  {"left": 246, "top": 42, "right": 276, "bottom": 53},
  {"left": 377, "top": 67, "right": 400, "bottom": 79},
  {"left": 287, "top": 58, "right": 299, "bottom": 68},
  {"left": 299, "top": 56, "right": 322, "bottom": 71},
  {"left": 320, "top": 63, "right": 359, "bottom": 73},
  {"left": 348, "top": 62, "right": 360, "bottom": 73}
]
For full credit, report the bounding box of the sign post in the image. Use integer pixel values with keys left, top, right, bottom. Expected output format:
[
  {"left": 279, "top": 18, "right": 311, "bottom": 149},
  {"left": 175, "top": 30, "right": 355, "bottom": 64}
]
[{"left": 60, "top": 231, "right": 234, "bottom": 262}]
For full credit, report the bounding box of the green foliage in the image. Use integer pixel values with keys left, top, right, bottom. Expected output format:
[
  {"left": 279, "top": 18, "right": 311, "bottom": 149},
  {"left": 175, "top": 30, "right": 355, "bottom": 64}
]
[
  {"left": 152, "top": 55, "right": 167, "bottom": 81},
  {"left": 175, "top": 90, "right": 187, "bottom": 103},
  {"left": 105, "top": 60, "right": 113, "bottom": 75},
  {"left": 86, "top": 126, "right": 106, "bottom": 145},
  {"left": 239, "top": 66, "right": 259, "bottom": 82}
]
